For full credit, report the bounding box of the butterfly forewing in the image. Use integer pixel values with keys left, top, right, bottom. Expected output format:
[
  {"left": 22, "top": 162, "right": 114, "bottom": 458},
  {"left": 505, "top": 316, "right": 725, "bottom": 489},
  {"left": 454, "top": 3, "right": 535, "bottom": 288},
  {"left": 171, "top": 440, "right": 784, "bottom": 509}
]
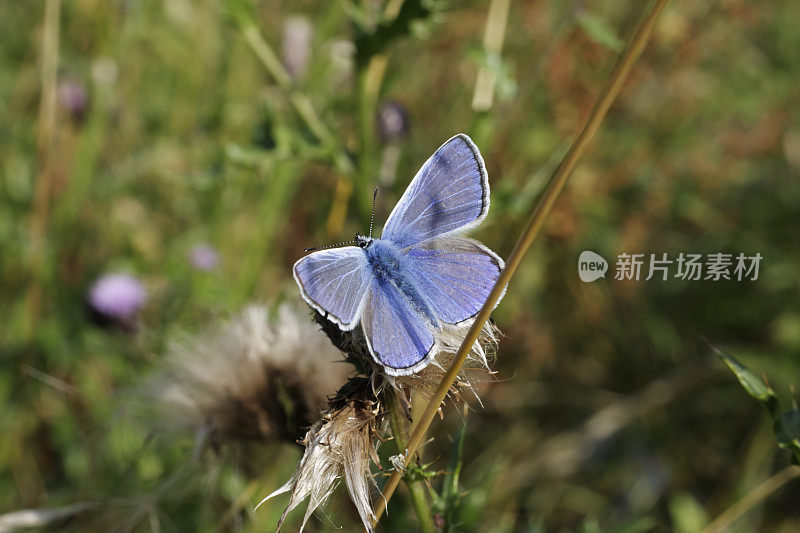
[
  {"left": 381, "top": 134, "right": 489, "bottom": 249},
  {"left": 293, "top": 247, "right": 371, "bottom": 330}
]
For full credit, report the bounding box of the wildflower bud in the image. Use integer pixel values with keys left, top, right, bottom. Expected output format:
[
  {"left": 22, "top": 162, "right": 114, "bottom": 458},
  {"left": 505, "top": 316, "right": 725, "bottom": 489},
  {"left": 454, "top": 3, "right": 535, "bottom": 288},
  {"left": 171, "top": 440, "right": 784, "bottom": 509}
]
[
  {"left": 377, "top": 100, "right": 409, "bottom": 142},
  {"left": 87, "top": 273, "right": 146, "bottom": 326},
  {"left": 282, "top": 16, "right": 313, "bottom": 80},
  {"left": 189, "top": 243, "right": 219, "bottom": 271},
  {"left": 58, "top": 78, "right": 89, "bottom": 123}
]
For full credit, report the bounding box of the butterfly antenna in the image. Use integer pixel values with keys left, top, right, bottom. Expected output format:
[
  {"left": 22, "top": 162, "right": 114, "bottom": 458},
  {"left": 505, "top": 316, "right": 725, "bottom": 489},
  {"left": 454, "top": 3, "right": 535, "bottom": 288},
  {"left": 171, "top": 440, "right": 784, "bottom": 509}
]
[
  {"left": 305, "top": 188, "right": 377, "bottom": 252},
  {"left": 369, "top": 187, "right": 378, "bottom": 238},
  {"left": 304, "top": 240, "right": 359, "bottom": 252}
]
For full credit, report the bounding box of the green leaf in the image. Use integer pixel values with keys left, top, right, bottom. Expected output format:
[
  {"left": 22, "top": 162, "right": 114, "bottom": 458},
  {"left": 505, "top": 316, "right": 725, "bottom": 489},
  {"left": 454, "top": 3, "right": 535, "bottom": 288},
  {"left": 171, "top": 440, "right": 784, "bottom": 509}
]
[
  {"left": 576, "top": 11, "right": 624, "bottom": 53},
  {"left": 442, "top": 421, "right": 465, "bottom": 501},
  {"left": 714, "top": 347, "right": 779, "bottom": 415},
  {"left": 222, "top": 0, "right": 256, "bottom": 28},
  {"left": 354, "top": 0, "right": 433, "bottom": 66},
  {"left": 404, "top": 460, "right": 438, "bottom": 482},
  {"left": 441, "top": 420, "right": 466, "bottom": 532}
]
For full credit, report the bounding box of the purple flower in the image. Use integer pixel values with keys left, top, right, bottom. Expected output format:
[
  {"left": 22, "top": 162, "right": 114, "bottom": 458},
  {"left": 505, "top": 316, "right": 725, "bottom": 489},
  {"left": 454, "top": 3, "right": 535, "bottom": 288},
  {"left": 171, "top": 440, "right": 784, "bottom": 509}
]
[
  {"left": 189, "top": 243, "right": 219, "bottom": 271},
  {"left": 88, "top": 273, "right": 146, "bottom": 321},
  {"left": 58, "top": 78, "right": 89, "bottom": 122},
  {"left": 377, "top": 100, "right": 409, "bottom": 142}
]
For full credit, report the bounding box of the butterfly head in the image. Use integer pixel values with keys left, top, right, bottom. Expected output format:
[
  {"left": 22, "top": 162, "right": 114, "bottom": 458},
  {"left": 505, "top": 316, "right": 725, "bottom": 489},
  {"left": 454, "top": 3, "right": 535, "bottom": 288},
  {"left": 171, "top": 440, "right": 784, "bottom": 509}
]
[{"left": 356, "top": 234, "right": 373, "bottom": 249}]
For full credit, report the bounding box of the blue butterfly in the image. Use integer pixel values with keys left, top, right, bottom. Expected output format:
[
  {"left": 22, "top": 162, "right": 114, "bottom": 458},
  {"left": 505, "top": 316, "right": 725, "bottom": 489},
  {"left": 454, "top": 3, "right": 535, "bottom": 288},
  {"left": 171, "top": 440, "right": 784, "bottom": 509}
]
[{"left": 294, "top": 134, "right": 504, "bottom": 376}]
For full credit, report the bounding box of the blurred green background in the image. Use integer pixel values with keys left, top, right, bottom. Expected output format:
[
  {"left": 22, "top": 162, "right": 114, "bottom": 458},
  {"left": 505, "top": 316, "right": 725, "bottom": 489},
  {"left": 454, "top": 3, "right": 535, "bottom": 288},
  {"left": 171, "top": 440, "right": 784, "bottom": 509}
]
[{"left": 2, "top": 0, "right": 799, "bottom": 531}]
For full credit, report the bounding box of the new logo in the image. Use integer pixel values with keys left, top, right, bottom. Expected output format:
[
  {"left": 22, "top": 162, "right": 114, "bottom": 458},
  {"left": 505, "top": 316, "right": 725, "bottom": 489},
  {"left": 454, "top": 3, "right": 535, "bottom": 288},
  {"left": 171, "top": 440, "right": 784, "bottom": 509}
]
[{"left": 578, "top": 250, "right": 608, "bottom": 282}]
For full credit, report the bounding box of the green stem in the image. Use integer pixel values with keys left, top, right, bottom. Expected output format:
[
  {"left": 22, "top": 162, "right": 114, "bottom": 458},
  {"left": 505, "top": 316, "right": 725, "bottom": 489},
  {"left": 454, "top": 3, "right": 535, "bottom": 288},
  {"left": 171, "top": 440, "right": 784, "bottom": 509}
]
[
  {"left": 385, "top": 391, "right": 436, "bottom": 533},
  {"left": 234, "top": 159, "right": 301, "bottom": 303},
  {"left": 237, "top": 18, "right": 354, "bottom": 176},
  {"left": 354, "top": 0, "right": 403, "bottom": 223},
  {"left": 25, "top": 0, "right": 61, "bottom": 341},
  {"left": 355, "top": 55, "right": 386, "bottom": 222},
  {"left": 471, "top": 0, "right": 511, "bottom": 112}
]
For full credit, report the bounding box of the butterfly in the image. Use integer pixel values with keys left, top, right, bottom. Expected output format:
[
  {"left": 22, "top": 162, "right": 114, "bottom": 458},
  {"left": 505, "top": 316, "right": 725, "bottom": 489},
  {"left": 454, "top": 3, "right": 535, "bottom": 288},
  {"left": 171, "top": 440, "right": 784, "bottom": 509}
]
[{"left": 293, "top": 134, "right": 504, "bottom": 376}]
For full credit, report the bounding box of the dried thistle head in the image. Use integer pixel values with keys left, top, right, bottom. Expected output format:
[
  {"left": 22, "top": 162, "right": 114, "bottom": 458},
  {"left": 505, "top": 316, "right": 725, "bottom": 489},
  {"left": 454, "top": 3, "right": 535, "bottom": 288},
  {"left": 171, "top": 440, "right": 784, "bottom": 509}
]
[
  {"left": 393, "top": 320, "right": 501, "bottom": 403},
  {"left": 259, "top": 377, "right": 384, "bottom": 532},
  {"left": 259, "top": 304, "right": 502, "bottom": 531},
  {"left": 313, "top": 308, "right": 500, "bottom": 403},
  {"left": 146, "top": 302, "right": 350, "bottom": 446}
]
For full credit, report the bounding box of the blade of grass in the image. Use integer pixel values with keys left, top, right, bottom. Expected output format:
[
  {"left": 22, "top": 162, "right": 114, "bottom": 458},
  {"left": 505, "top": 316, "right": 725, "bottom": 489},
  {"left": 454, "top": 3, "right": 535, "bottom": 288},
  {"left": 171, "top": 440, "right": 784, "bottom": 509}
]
[
  {"left": 25, "top": 0, "right": 62, "bottom": 341},
  {"left": 369, "top": 0, "right": 670, "bottom": 527},
  {"left": 234, "top": 159, "right": 302, "bottom": 303},
  {"left": 701, "top": 465, "right": 800, "bottom": 533},
  {"left": 472, "top": 0, "right": 511, "bottom": 112},
  {"left": 230, "top": 4, "right": 354, "bottom": 176},
  {"left": 353, "top": 0, "right": 406, "bottom": 226}
]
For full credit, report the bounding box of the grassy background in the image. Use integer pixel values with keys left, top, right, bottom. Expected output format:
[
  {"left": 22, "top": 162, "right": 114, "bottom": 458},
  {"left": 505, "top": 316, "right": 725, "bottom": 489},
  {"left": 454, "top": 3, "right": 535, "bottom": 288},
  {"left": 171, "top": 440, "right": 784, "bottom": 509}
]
[{"left": 2, "top": 0, "right": 799, "bottom": 531}]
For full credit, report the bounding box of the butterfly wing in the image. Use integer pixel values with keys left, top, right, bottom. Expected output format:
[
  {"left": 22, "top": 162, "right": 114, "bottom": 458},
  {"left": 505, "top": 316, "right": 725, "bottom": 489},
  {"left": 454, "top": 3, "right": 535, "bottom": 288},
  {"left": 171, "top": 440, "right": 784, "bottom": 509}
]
[
  {"left": 405, "top": 236, "right": 505, "bottom": 325},
  {"left": 381, "top": 134, "right": 489, "bottom": 249},
  {"left": 361, "top": 275, "right": 437, "bottom": 375},
  {"left": 293, "top": 247, "right": 371, "bottom": 331}
]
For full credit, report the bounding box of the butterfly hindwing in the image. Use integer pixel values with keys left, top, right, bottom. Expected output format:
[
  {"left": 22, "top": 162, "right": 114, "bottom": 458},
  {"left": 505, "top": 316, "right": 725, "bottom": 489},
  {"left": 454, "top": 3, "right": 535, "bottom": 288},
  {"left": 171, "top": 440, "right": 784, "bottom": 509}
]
[
  {"left": 405, "top": 236, "right": 504, "bottom": 325},
  {"left": 381, "top": 134, "right": 489, "bottom": 249},
  {"left": 293, "top": 247, "right": 371, "bottom": 330},
  {"left": 361, "top": 275, "right": 436, "bottom": 374}
]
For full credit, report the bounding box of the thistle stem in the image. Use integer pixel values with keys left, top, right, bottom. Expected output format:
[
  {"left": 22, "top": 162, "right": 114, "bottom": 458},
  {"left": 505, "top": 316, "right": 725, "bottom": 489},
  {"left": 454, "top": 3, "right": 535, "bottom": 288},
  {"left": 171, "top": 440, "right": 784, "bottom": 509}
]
[
  {"left": 385, "top": 391, "right": 436, "bottom": 533},
  {"left": 369, "top": 0, "right": 671, "bottom": 527}
]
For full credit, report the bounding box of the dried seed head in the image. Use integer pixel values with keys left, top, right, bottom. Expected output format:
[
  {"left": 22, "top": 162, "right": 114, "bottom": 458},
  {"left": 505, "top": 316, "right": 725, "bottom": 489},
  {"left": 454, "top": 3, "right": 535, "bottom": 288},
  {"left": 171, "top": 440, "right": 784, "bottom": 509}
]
[
  {"left": 393, "top": 320, "right": 501, "bottom": 403},
  {"left": 259, "top": 377, "right": 383, "bottom": 533},
  {"left": 146, "top": 302, "right": 349, "bottom": 446},
  {"left": 265, "top": 307, "right": 502, "bottom": 531},
  {"left": 312, "top": 308, "right": 500, "bottom": 402}
]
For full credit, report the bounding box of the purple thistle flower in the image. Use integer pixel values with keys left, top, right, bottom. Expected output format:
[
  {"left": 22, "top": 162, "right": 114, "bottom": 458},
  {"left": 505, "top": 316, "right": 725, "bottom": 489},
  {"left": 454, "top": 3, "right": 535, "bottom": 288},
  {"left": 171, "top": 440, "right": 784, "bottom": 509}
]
[
  {"left": 88, "top": 273, "right": 146, "bottom": 321},
  {"left": 189, "top": 243, "right": 219, "bottom": 271},
  {"left": 58, "top": 78, "right": 89, "bottom": 122}
]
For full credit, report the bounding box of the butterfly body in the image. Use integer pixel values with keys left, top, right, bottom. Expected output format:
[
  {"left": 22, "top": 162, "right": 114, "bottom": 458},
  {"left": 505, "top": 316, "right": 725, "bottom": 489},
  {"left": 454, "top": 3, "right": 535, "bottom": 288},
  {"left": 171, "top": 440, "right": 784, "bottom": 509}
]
[
  {"left": 294, "top": 134, "right": 504, "bottom": 376},
  {"left": 363, "top": 238, "right": 441, "bottom": 330}
]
